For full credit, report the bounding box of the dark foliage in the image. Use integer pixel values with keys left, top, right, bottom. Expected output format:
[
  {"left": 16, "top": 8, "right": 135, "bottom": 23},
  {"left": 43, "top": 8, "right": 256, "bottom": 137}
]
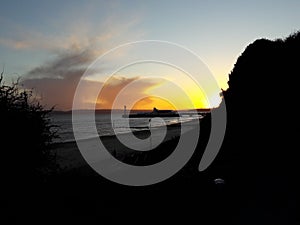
[
  {"left": 0, "top": 72, "right": 59, "bottom": 183},
  {"left": 213, "top": 31, "right": 300, "bottom": 224},
  {"left": 222, "top": 31, "right": 300, "bottom": 173}
]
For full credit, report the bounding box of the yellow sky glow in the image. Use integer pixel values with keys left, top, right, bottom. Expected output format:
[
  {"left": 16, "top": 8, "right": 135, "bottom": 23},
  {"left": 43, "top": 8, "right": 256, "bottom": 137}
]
[
  {"left": 132, "top": 96, "right": 176, "bottom": 110},
  {"left": 93, "top": 75, "right": 221, "bottom": 110}
]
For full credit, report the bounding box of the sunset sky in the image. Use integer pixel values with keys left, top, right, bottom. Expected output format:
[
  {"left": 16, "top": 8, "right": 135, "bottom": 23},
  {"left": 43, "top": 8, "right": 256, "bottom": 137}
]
[{"left": 1, "top": 0, "right": 299, "bottom": 110}]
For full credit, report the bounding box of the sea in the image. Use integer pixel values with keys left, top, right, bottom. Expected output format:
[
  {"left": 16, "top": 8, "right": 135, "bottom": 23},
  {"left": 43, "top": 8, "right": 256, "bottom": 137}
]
[{"left": 50, "top": 112, "right": 201, "bottom": 143}]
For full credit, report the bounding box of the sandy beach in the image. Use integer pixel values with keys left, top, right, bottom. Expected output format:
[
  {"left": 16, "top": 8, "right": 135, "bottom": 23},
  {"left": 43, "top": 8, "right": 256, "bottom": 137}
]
[{"left": 52, "top": 119, "right": 199, "bottom": 172}]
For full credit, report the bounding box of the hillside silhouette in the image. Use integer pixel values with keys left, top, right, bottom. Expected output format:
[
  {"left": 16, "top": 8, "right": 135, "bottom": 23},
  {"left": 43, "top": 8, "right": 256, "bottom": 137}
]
[
  {"left": 222, "top": 31, "right": 299, "bottom": 173},
  {"left": 212, "top": 31, "right": 300, "bottom": 224}
]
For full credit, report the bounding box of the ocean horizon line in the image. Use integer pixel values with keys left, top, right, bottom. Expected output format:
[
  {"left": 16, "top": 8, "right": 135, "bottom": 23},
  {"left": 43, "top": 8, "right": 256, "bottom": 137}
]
[{"left": 52, "top": 108, "right": 212, "bottom": 114}]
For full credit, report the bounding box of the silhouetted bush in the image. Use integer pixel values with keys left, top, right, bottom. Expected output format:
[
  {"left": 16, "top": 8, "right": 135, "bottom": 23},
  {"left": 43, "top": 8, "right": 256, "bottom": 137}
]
[
  {"left": 214, "top": 31, "right": 300, "bottom": 225},
  {"left": 222, "top": 31, "right": 300, "bottom": 173},
  {"left": 0, "top": 71, "right": 59, "bottom": 184}
]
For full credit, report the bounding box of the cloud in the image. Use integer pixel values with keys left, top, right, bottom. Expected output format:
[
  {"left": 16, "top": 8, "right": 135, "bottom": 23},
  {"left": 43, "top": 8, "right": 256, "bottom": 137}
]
[
  {"left": 21, "top": 45, "right": 161, "bottom": 110},
  {"left": 0, "top": 39, "right": 30, "bottom": 50},
  {"left": 21, "top": 45, "right": 98, "bottom": 110},
  {"left": 15, "top": 10, "right": 146, "bottom": 110},
  {"left": 0, "top": 8, "right": 143, "bottom": 53},
  {"left": 95, "top": 76, "right": 162, "bottom": 109},
  {"left": 23, "top": 72, "right": 162, "bottom": 110},
  {"left": 20, "top": 37, "right": 163, "bottom": 110},
  {"left": 27, "top": 50, "right": 93, "bottom": 78}
]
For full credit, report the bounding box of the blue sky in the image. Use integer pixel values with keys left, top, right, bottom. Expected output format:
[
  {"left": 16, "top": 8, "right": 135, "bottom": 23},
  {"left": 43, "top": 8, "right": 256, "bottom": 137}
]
[{"left": 1, "top": 0, "right": 299, "bottom": 109}]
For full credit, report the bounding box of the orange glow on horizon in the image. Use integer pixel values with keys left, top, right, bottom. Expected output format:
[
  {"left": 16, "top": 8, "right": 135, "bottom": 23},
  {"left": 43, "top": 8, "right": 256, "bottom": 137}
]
[
  {"left": 90, "top": 75, "right": 221, "bottom": 111},
  {"left": 131, "top": 96, "right": 176, "bottom": 110}
]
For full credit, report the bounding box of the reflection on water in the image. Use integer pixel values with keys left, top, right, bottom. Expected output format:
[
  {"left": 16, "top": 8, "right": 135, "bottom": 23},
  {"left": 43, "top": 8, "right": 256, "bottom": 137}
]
[{"left": 51, "top": 112, "right": 201, "bottom": 143}]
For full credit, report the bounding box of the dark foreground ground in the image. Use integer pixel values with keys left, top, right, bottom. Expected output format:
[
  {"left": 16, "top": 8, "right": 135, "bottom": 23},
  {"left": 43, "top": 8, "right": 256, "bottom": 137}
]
[{"left": 4, "top": 116, "right": 298, "bottom": 225}]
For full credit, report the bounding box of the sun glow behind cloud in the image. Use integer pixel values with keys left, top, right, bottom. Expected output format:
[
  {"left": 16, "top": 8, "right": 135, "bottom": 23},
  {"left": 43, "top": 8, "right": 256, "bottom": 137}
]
[
  {"left": 132, "top": 96, "right": 176, "bottom": 110},
  {"left": 21, "top": 42, "right": 222, "bottom": 111},
  {"left": 91, "top": 61, "right": 222, "bottom": 110},
  {"left": 117, "top": 62, "right": 220, "bottom": 109}
]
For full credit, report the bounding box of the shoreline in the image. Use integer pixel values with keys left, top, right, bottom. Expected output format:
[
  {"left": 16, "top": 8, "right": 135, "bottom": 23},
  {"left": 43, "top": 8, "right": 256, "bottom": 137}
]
[
  {"left": 51, "top": 119, "right": 199, "bottom": 171},
  {"left": 52, "top": 115, "right": 201, "bottom": 144}
]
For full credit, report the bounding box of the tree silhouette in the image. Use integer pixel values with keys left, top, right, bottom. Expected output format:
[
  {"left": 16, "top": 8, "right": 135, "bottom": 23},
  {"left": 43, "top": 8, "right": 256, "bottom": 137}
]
[
  {"left": 214, "top": 31, "right": 300, "bottom": 224},
  {"left": 222, "top": 31, "right": 300, "bottom": 172},
  {"left": 0, "top": 71, "right": 59, "bottom": 185}
]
